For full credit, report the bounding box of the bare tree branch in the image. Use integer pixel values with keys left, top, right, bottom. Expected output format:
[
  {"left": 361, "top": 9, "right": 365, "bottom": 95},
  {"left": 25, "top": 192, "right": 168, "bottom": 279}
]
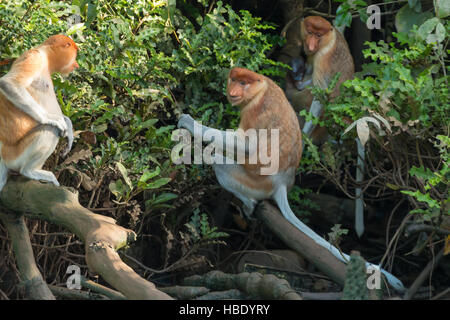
[
  {"left": 255, "top": 201, "right": 347, "bottom": 286},
  {"left": 0, "top": 177, "right": 172, "bottom": 300},
  {"left": 0, "top": 211, "right": 55, "bottom": 300}
]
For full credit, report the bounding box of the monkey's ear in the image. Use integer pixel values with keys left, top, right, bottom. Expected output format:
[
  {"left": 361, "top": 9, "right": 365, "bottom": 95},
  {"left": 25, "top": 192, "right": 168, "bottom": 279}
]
[{"left": 65, "top": 42, "right": 71, "bottom": 48}]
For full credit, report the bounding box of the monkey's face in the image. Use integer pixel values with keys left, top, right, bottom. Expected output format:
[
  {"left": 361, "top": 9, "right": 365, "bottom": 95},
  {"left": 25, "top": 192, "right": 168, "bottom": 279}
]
[
  {"left": 45, "top": 35, "right": 79, "bottom": 75},
  {"left": 58, "top": 43, "right": 79, "bottom": 76},
  {"left": 227, "top": 68, "right": 264, "bottom": 106},
  {"left": 301, "top": 17, "right": 332, "bottom": 55},
  {"left": 227, "top": 77, "right": 248, "bottom": 106}
]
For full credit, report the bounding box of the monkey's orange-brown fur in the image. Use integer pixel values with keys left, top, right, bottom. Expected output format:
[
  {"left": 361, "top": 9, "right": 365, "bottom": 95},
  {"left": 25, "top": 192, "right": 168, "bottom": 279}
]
[
  {"left": 178, "top": 67, "right": 303, "bottom": 217},
  {"left": 286, "top": 16, "right": 354, "bottom": 144},
  {"left": 0, "top": 35, "right": 78, "bottom": 190},
  {"left": 179, "top": 66, "right": 404, "bottom": 292},
  {"left": 0, "top": 35, "right": 78, "bottom": 161},
  {"left": 300, "top": 16, "right": 354, "bottom": 98},
  {"left": 0, "top": 95, "right": 36, "bottom": 161},
  {"left": 228, "top": 67, "right": 302, "bottom": 177}
]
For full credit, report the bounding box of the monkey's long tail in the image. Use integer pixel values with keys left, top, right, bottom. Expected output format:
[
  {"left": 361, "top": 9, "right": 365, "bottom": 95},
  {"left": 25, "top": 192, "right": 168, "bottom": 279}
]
[{"left": 272, "top": 186, "right": 405, "bottom": 292}]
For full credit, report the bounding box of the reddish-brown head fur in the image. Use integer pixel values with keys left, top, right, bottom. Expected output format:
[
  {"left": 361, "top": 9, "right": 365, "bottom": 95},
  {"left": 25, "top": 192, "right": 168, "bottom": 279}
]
[
  {"left": 227, "top": 67, "right": 265, "bottom": 107},
  {"left": 301, "top": 16, "right": 333, "bottom": 55},
  {"left": 42, "top": 34, "right": 79, "bottom": 75}
]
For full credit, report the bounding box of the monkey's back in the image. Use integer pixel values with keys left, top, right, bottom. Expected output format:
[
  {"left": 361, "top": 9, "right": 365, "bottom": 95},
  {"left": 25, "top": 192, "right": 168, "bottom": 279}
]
[
  {"left": 241, "top": 77, "right": 302, "bottom": 175},
  {"left": 266, "top": 79, "right": 302, "bottom": 171},
  {"left": 314, "top": 29, "right": 354, "bottom": 97}
]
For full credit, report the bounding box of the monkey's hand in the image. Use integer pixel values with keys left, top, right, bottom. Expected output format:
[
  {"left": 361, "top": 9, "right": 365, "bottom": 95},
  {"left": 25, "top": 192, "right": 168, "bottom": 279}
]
[
  {"left": 177, "top": 114, "right": 195, "bottom": 134},
  {"left": 60, "top": 116, "right": 74, "bottom": 157},
  {"left": 44, "top": 113, "right": 69, "bottom": 137},
  {"left": 294, "top": 78, "right": 313, "bottom": 91}
]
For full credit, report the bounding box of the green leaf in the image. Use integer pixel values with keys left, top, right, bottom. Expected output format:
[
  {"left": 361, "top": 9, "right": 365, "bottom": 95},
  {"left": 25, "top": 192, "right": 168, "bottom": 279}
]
[
  {"left": 109, "top": 180, "right": 124, "bottom": 199},
  {"left": 409, "top": 166, "right": 436, "bottom": 180},
  {"left": 66, "top": 23, "right": 86, "bottom": 35},
  {"left": 436, "top": 0, "right": 450, "bottom": 18},
  {"left": 435, "top": 22, "right": 446, "bottom": 43},
  {"left": 85, "top": 1, "right": 98, "bottom": 28},
  {"left": 152, "top": 193, "right": 178, "bottom": 205},
  {"left": 408, "top": 0, "right": 418, "bottom": 8},
  {"left": 117, "top": 162, "right": 132, "bottom": 189},
  {"left": 401, "top": 190, "right": 440, "bottom": 208},
  {"left": 417, "top": 17, "right": 440, "bottom": 40},
  {"left": 143, "top": 177, "right": 171, "bottom": 189},
  {"left": 139, "top": 167, "right": 161, "bottom": 183},
  {"left": 395, "top": 4, "right": 433, "bottom": 34}
]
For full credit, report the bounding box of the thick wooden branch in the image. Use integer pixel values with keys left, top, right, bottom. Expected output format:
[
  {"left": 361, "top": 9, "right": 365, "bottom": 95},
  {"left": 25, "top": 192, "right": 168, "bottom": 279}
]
[
  {"left": 255, "top": 201, "right": 347, "bottom": 286},
  {"left": 184, "top": 270, "right": 302, "bottom": 300},
  {"left": 0, "top": 211, "right": 55, "bottom": 300},
  {"left": 0, "top": 177, "right": 172, "bottom": 300}
]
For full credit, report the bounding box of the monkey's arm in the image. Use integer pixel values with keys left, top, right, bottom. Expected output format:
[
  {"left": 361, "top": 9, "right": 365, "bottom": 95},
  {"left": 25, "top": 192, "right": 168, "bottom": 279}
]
[
  {"left": 302, "top": 99, "right": 322, "bottom": 137},
  {"left": 290, "top": 58, "right": 313, "bottom": 91},
  {"left": 60, "top": 115, "right": 73, "bottom": 157},
  {"left": 294, "top": 78, "right": 313, "bottom": 91},
  {"left": 178, "top": 114, "right": 256, "bottom": 156},
  {"left": 0, "top": 54, "right": 67, "bottom": 135}
]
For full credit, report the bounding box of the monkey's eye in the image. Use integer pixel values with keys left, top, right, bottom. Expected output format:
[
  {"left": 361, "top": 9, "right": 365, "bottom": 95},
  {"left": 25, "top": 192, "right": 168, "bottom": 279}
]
[{"left": 240, "top": 81, "right": 246, "bottom": 86}]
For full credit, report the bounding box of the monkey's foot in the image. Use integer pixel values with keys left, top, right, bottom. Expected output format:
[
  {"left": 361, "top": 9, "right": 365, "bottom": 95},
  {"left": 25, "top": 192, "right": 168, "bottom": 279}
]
[{"left": 21, "top": 170, "right": 60, "bottom": 187}]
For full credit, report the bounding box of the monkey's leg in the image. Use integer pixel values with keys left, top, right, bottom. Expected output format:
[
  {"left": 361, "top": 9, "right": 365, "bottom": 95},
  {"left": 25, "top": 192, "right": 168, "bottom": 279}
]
[
  {"left": 302, "top": 99, "right": 323, "bottom": 138},
  {"left": 15, "top": 128, "right": 60, "bottom": 186},
  {"left": 213, "top": 165, "right": 257, "bottom": 218},
  {"left": 0, "top": 159, "right": 8, "bottom": 191},
  {"left": 61, "top": 115, "right": 73, "bottom": 157},
  {"left": 211, "top": 154, "right": 272, "bottom": 218}
]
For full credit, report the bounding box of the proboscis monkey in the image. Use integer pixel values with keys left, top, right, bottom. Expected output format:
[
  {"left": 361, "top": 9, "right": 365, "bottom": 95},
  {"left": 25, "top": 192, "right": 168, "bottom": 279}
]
[
  {"left": 0, "top": 34, "right": 79, "bottom": 191},
  {"left": 177, "top": 67, "right": 404, "bottom": 291},
  {"left": 286, "top": 16, "right": 354, "bottom": 145}
]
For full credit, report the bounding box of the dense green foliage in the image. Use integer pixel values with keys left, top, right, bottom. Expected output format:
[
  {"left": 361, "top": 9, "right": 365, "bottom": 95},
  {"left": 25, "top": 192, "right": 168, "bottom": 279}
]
[
  {"left": 0, "top": 0, "right": 448, "bottom": 298},
  {"left": 0, "top": 0, "right": 284, "bottom": 230},
  {"left": 303, "top": 17, "right": 449, "bottom": 223}
]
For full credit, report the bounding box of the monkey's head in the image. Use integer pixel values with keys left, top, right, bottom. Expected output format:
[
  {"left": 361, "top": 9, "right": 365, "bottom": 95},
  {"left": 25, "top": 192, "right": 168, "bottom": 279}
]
[
  {"left": 301, "top": 16, "right": 333, "bottom": 55},
  {"left": 42, "top": 34, "right": 79, "bottom": 75},
  {"left": 227, "top": 67, "right": 265, "bottom": 107}
]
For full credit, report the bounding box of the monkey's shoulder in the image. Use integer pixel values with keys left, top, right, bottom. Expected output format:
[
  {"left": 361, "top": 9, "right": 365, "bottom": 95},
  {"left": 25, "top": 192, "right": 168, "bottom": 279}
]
[{"left": 12, "top": 49, "right": 45, "bottom": 72}]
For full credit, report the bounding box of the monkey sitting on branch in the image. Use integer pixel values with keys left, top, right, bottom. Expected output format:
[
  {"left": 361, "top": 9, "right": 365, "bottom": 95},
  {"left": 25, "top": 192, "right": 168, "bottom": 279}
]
[
  {"left": 0, "top": 35, "right": 79, "bottom": 191},
  {"left": 177, "top": 67, "right": 405, "bottom": 292}
]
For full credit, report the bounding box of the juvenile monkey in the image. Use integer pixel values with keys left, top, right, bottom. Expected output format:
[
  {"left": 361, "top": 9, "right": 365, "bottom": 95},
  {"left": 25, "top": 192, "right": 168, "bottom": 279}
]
[
  {"left": 0, "top": 34, "right": 79, "bottom": 191},
  {"left": 289, "top": 56, "right": 312, "bottom": 91},
  {"left": 178, "top": 67, "right": 404, "bottom": 291}
]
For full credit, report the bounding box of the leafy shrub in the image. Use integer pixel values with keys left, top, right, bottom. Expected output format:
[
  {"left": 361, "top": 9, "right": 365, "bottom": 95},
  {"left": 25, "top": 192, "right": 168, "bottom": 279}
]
[
  {"left": 0, "top": 0, "right": 286, "bottom": 229},
  {"left": 302, "top": 16, "right": 449, "bottom": 225},
  {"left": 172, "top": 1, "right": 285, "bottom": 128}
]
